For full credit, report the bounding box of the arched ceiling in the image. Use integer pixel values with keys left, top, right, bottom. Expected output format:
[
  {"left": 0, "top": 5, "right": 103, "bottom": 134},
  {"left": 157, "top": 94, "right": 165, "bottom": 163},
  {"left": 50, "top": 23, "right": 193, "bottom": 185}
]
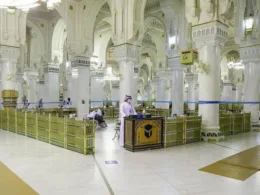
[{"left": 28, "top": 3, "right": 60, "bottom": 20}]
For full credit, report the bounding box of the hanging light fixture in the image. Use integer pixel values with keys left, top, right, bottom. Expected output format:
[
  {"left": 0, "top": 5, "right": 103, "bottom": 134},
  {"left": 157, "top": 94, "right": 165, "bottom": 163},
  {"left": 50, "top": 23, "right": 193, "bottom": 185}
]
[
  {"left": 245, "top": 14, "right": 254, "bottom": 34},
  {"left": 104, "top": 48, "right": 120, "bottom": 81},
  {"left": 0, "top": 0, "right": 61, "bottom": 14},
  {"left": 227, "top": 60, "right": 244, "bottom": 70}
]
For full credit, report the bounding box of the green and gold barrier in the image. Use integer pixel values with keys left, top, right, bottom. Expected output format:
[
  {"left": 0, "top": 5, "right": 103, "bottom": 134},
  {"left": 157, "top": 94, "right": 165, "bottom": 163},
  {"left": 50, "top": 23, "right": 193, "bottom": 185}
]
[
  {"left": 0, "top": 110, "right": 95, "bottom": 155},
  {"left": 17, "top": 112, "right": 26, "bottom": 135},
  {"left": 185, "top": 116, "right": 202, "bottom": 143},
  {"left": 231, "top": 114, "right": 244, "bottom": 135},
  {"left": 244, "top": 113, "right": 251, "bottom": 132},
  {"left": 219, "top": 113, "right": 251, "bottom": 136},
  {"left": 164, "top": 116, "right": 202, "bottom": 148},
  {"left": 219, "top": 114, "right": 232, "bottom": 136},
  {"left": 164, "top": 117, "right": 185, "bottom": 147},
  {"left": 26, "top": 113, "right": 37, "bottom": 139}
]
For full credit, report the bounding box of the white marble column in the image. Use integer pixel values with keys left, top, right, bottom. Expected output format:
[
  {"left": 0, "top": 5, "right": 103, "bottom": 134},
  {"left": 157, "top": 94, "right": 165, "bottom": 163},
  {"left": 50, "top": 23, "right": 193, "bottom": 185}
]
[
  {"left": 90, "top": 70, "right": 105, "bottom": 107},
  {"left": 25, "top": 71, "right": 38, "bottom": 106},
  {"left": 186, "top": 73, "right": 198, "bottom": 111},
  {"left": 150, "top": 80, "right": 157, "bottom": 100},
  {"left": 243, "top": 62, "right": 260, "bottom": 126},
  {"left": 0, "top": 46, "right": 20, "bottom": 109},
  {"left": 172, "top": 68, "right": 184, "bottom": 115},
  {"left": 111, "top": 81, "right": 120, "bottom": 105},
  {"left": 155, "top": 71, "right": 171, "bottom": 109},
  {"left": 231, "top": 86, "right": 236, "bottom": 102},
  {"left": 168, "top": 57, "right": 184, "bottom": 115},
  {"left": 71, "top": 57, "right": 90, "bottom": 119},
  {"left": 222, "top": 82, "right": 233, "bottom": 102},
  {"left": 15, "top": 74, "right": 24, "bottom": 107},
  {"left": 119, "top": 60, "right": 134, "bottom": 104},
  {"left": 236, "top": 84, "right": 243, "bottom": 102},
  {"left": 132, "top": 67, "right": 139, "bottom": 107},
  {"left": 43, "top": 63, "right": 60, "bottom": 108},
  {"left": 192, "top": 21, "right": 228, "bottom": 141},
  {"left": 114, "top": 44, "right": 140, "bottom": 106}
]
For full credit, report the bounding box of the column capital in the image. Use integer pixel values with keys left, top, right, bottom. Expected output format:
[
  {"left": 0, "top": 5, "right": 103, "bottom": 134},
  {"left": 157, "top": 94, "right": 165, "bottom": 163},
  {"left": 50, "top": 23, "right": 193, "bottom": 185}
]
[
  {"left": 114, "top": 43, "right": 141, "bottom": 63},
  {"left": 240, "top": 45, "right": 260, "bottom": 63},
  {"left": 90, "top": 69, "right": 105, "bottom": 78},
  {"left": 24, "top": 71, "right": 38, "bottom": 80},
  {"left": 192, "top": 21, "right": 229, "bottom": 48},
  {"left": 156, "top": 69, "right": 171, "bottom": 78},
  {"left": 0, "top": 45, "right": 20, "bottom": 61},
  {"left": 71, "top": 56, "right": 90, "bottom": 69},
  {"left": 44, "top": 63, "right": 60, "bottom": 73},
  {"left": 15, "top": 73, "right": 24, "bottom": 82},
  {"left": 185, "top": 73, "right": 198, "bottom": 83},
  {"left": 168, "top": 56, "right": 184, "bottom": 70}
]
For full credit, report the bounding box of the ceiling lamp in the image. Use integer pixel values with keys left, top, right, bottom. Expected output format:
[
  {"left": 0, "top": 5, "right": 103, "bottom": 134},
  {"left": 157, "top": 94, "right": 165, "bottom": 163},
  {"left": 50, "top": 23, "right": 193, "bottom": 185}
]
[
  {"left": 104, "top": 67, "right": 120, "bottom": 81},
  {"left": 0, "top": 0, "right": 61, "bottom": 14},
  {"left": 227, "top": 60, "right": 244, "bottom": 70},
  {"left": 245, "top": 15, "right": 254, "bottom": 35}
]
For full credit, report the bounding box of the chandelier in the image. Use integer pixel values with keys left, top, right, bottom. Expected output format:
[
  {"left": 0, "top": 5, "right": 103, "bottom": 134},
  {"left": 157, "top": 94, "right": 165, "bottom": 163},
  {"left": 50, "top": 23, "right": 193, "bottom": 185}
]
[
  {"left": 103, "top": 67, "right": 120, "bottom": 81},
  {"left": 227, "top": 60, "right": 244, "bottom": 70},
  {"left": 0, "top": 0, "right": 61, "bottom": 13}
]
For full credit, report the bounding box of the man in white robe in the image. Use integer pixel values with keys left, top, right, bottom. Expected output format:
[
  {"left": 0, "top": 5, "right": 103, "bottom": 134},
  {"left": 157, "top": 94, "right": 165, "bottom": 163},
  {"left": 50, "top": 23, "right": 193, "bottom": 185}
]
[{"left": 119, "top": 95, "right": 137, "bottom": 147}]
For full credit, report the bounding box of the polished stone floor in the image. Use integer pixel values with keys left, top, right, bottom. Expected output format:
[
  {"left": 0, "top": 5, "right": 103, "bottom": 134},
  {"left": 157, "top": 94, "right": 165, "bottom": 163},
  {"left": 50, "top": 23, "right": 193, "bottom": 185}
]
[{"left": 0, "top": 121, "right": 260, "bottom": 195}]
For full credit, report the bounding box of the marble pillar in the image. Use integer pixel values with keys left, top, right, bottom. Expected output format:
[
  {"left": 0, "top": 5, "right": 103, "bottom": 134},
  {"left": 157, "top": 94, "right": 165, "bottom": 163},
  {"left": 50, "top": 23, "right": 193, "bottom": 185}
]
[
  {"left": 114, "top": 44, "right": 140, "bottom": 106},
  {"left": 44, "top": 63, "right": 60, "bottom": 108},
  {"left": 25, "top": 71, "right": 38, "bottom": 107},
  {"left": 222, "top": 82, "right": 233, "bottom": 102},
  {"left": 15, "top": 74, "right": 24, "bottom": 108},
  {"left": 0, "top": 46, "right": 20, "bottom": 110},
  {"left": 168, "top": 57, "right": 184, "bottom": 116},
  {"left": 90, "top": 70, "right": 105, "bottom": 108},
  {"left": 71, "top": 57, "right": 90, "bottom": 119},
  {"left": 236, "top": 84, "right": 243, "bottom": 102},
  {"left": 186, "top": 73, "right": 198, "bottom": 111},
  {"left": 111, "top": 81, "right": 119, "bottom": 105},
  {"left": 172, "top": 68, "right": 184, "bottom": 115},
  {"left": 240, "top": 45, "right": 260, "bottom": 129},
  {"left": 37, "top": 80, "right": 45, "bottom": 103},
  {"left": 192, "top": 21, "right": 228, "bottom": 141},
  {"left": 155, "top": 71, "right": 171, "bottom": 109},
  {"left": 243, "top": 62, "right": 260, "bottom": 127},
  {"left": 132, "top": 67, "right": 139, "bottom": 107},
  {"left": 65, "top": 61, "right": 72, "bottom": 100}
]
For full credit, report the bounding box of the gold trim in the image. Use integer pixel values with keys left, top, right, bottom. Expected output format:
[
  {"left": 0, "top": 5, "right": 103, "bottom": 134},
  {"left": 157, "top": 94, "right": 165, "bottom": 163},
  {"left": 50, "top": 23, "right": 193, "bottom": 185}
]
[
  {"left": 192, "top": 20, "right": 228, "bottom": 28},
  {"left": 240, "top": 44, "right": 260, "bottom": 49},
  {"left": 114, "top": 43, "right": 141, "bottom": 48},
  {"left": 0, "top": 44, "right": 19, "bottom": 48}
]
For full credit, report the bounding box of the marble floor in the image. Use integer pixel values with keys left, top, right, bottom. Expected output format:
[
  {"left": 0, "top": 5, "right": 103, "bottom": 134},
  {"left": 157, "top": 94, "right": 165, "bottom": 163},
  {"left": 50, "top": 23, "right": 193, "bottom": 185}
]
[{"left": 0, "top": 120, "right": 260, "bottom": 195}]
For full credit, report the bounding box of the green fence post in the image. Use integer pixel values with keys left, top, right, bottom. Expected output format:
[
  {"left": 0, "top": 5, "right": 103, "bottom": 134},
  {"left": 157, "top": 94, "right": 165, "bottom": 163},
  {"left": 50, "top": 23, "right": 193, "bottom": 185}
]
[
  {"left": 64, "top": 117, "right": 67, "bottom": 149},
  {"left": 36, "top": 113, "right": 38, "bottom": 140},
  {"left": 25, "top": 112, "right": 27, "bottom": 136},
  {"left": 7, "top": 111, "right": 9, "bottom": 131},
  {"left": 15, "top": 111, "right": 17, "bottom": 134},
  {"left": 92, "top": 119, "right": 95, "bottom": 154},
  {"left": 183, "top": 117, "right": 186, "bottom": 144},
  {"left": 83, "top": 120, "right": 87, "bottom": 155},
  {"left": 48, "top": 114, "right": 51, "bottom": 143}
]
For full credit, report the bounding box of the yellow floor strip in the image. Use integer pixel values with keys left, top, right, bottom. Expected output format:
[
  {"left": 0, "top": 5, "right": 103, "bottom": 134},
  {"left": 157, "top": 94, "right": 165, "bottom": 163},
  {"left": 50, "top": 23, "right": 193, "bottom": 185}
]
[
  {"left": 221, "top": 145, "right": 260, "bottom": 170},
  {"left": 0, "top": 162, "right": 38, "bottom": 195},
  {"left": 200, "top": 145, "right": 260, "bottom": 181},
  {"left": 199, "top": 162, "right": 258, "bottom": 181}
]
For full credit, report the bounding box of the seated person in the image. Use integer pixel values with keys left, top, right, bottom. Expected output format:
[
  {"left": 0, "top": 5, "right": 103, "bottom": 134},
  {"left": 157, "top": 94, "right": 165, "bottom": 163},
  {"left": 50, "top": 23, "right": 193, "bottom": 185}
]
[{"left": 87, "top": 109, "right": 107, "bottom": 127}]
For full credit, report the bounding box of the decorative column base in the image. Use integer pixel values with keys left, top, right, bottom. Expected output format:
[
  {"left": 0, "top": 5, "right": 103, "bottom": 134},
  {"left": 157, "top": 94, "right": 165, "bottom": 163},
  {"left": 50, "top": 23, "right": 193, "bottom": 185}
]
[
  {"left": 2, "top": 90, "right": 18, "bottom": 111},
  {"left": 251, "top": 124, "right": 260, "bottom": 132},
  {"left": 201, "top": 126, "right": 225, "bottom": 142}
]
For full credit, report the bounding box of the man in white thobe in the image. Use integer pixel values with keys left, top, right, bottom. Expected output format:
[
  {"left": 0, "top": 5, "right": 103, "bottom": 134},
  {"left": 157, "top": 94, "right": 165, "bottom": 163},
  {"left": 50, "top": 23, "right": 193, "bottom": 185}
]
[{"left": 119, "top": 95, "right": 137, "bottom": 147}]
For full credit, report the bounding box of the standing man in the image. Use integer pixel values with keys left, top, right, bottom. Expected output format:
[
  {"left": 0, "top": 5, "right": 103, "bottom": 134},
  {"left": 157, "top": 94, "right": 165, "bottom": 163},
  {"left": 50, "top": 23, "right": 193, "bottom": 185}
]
[{"left": 119, "top": 95, "right": 136, "bottom": 147}]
